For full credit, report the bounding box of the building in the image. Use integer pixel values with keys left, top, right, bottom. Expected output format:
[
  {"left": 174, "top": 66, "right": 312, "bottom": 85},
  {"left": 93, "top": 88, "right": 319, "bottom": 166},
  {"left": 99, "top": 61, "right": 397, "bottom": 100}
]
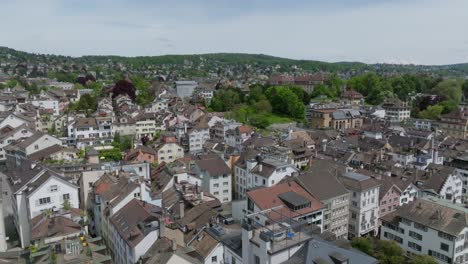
[
  {"left": 234, "top": 156, "right": 298, "bottom": 200},
  {"left": 109, "top": 199, "right": 160, "bottom": 264},
  {"left": 124, "top": 145, "right": 157, "bottom": 164},
  {"left": 438, "top": 107, "right": 468, "bottom": 139},
  {"left": 67, "top": 117, "right": 114, "bottom": 148},
  {"left": 154, "top": 135, "right": 184, "bottom": 164},
  {"left": 297, "top": 161, "right": 350, "bottom": 239},
  {"left": 309, "top": 108, "right": 363, "bottom": 131},
  {"left": 246, "top": 181, "right": 324, "bottom": 228},
  {"left": 339, "top": 171, "right": 380, "bottom": 239},
  {"left": 0, "top": 124, "right": 34, "bottom": 162},
  {"left": 5, "top": 164, "right": 79, "bottom": 247},
  {"left": 193, "top": 157, "right": 232, "bottom": 203},
  {"left": 175, "top": 81, "right": 198, "bottom": 99},
  {"left": 341, "top": 90, "right": 364, "bottom": 106},
  {"left": 225, "top": 125, "right": 254, "bottom": 150},
  {"left": 381, "top": 197, "right": 468, "bottom": 264},
  {"left": 5, "top": 132, "right": 63, "bottom": 164},
  {"left": 188, "top": 123, "right": 210, "bottom": 154},
  {"left": 382, "top": 98, "right": 411, "bottom": 122}
]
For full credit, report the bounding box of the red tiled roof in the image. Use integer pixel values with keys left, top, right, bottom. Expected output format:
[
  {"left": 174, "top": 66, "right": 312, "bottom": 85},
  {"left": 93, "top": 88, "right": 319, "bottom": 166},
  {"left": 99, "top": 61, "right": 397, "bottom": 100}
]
[{"left": 247, "top": 181, "right": 323, "bottom": 221}]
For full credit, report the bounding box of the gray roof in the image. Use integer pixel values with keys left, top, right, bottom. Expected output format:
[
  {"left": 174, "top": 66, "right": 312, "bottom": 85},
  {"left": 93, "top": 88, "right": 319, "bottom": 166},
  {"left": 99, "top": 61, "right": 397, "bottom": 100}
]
[
  {"left": 381, "top": 197, "right": 468, "bottom": 236},
  {"left": 278, "top": 191, "right": 310, "bottom": 207},
  {"left": 297, "top": 160, "right": 349, "bottom": 201}
]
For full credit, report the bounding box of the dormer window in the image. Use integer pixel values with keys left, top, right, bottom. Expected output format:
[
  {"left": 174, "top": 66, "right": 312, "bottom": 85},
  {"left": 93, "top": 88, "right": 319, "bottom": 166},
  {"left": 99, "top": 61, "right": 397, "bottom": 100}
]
[{"left": 50, "top": 185, "right": 58, "bottom": 192}]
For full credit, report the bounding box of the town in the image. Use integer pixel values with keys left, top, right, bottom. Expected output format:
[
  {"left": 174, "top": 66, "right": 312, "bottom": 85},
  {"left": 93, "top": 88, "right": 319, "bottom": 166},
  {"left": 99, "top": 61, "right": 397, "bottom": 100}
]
[{"left": 0, "top": 46, "right": 467, "bottom": 264}]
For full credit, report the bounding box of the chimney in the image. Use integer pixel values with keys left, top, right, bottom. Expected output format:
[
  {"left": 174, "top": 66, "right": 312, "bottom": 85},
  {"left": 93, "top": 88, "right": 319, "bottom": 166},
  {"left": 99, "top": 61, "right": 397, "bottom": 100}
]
[
  {"left": 184, "top": 123, "right": 187, "bottom": 133},
  {"left": 195, "top": 182, "right": 199, "bottom": 194},
  {"left": 172, "top": 239, "right": 177, "bottom": 252},
  {"left": 179, "top": 200, "right": 185, "bottom": 219},
  {"left": 258, "top": 163, "right": 263, "bottom": 172},
  {"left": 200, "top": 191, "right": 204, "bottom": 201}
]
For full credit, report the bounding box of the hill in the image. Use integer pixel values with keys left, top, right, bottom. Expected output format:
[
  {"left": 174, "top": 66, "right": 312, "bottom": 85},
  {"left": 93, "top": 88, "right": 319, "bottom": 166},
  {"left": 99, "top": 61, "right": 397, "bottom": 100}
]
[{"left": 0, "top": 46, "right": 467, "bottom": 77}]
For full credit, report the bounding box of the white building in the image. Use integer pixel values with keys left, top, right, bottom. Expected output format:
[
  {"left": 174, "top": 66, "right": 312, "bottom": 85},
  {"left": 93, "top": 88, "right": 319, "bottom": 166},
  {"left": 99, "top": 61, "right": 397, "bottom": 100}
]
[
  {"left": 67, "top": 117, "right": 114, "bottom": 148},
  {"left": 188, "top": 124, "right": 210, "bottom": 154},
  {"left": 31, "top": 99, "right": 60, "bottom": 116},
  {"left": 382, "top": 98, "right": 411, "bottom": 122},
  {"left": 0, "top": 125, "right": 34, "bottom": 161},
  {"left": 5, "top": 132, "right": 63, "bottom": 164},
  {"left": 154, "top": 136, "right": 184, "bottom": 164},
  {"left": 5, "top": 164, "right": 79, "bottom": 248},
  {"left": 235, "top": 156, "right": 298, "bottom": 200},
  {"left": 339, "top": 171, "right": 380, "bottom": 239},
  {"left": 175, "top": 81, "right": 198, "bottom": 99},
  {"left": 381, "top": 197, "right": 468, "bottom": 264},
  {"left": 109, "top": 199, "right": 160, "bottom": 264},
  {"left": 0, "top": 112, "right": 34, "bottom": 130},
  {"left": 193, "top": 157, "right": 232, "bottom": 203}
]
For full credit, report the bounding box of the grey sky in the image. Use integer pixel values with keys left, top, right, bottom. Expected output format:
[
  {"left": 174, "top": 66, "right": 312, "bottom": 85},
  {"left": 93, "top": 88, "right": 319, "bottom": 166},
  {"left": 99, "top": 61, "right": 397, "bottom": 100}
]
[{"left": 0, "top": 0, "right": 467, "bottom": 65}]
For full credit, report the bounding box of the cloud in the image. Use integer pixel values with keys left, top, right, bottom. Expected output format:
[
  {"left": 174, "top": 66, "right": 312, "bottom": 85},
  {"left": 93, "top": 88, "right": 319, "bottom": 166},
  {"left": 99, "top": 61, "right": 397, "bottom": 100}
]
[{"left": 0, "top": 0, "right": 467, "bottom": 64}]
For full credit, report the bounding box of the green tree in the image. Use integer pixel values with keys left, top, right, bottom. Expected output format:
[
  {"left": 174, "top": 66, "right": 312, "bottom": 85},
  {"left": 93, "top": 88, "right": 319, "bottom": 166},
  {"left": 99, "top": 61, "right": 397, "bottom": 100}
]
[
  {"left": 374, "top": 240, "right": 405, "bottom": 264},
  {"left": 6, "top": 79, "right": 18, "bottom": 88},
  {"left": 439, "top": 100, "right": 458, "bottom": 114},
  {"left": 265, "top": 86, "right": 305, "bottom": 119},
  {"left": 253, "top": 99, "right": 272, "bottom": 113},
  {"left": 432, "top": 80, "right": 463, "bottom": 103},
  {"left": 409, "top": 254, "right": 438, "bottom": 264},
  {"left": 210, "top": 88, "right": 243, "bottom": 111},
  {"left": 351, "top": 237, "right": 374, "bottom": 256},
  {"left": 120, "top": 136, "right": 133, "bottom": 151},
  {"left": 419, "top": 104, "right": 444, "bottom": 120},
  {"left": 62, "top": 199, "right": 71, "bottom": 210}
]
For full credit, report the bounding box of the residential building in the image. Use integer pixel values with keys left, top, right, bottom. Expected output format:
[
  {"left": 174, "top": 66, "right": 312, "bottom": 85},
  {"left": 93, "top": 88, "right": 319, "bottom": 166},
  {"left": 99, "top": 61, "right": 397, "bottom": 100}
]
[
  {"left": 234, "top": 156, "right": 298, "bottom": 200},
  {"left": 309, "top": 108, "right": 363, "bottom": 131},
  {"left": 175, "top": 81, "right": 198, "bottom": 99},
  {"left": 193, "top": 157, "right": 232, "bottom": 203},
  {"left": 339, "top": 171, "right": 380, "bottom": 239},
  {"left": 154, "top": 135, "right": 184, "bottom": 164},
  {"left": 5, "top": 132, "right": 63, "bottom": 164},
  {"left": 188, "top": 123, "right": 210, "bottom": 154},
  {"left": 5, "top": 164, "right": 79, "bottom": 247},
  {"left": 382, "top": 98, "right": 411, "bottom": 122},
  {"left": 246, "top": 181, "right": 324, "bottom": 228},
  {"left": 124, "top": 145, "right": 157, "bottom": 164},
  {"left": 297, "top": 160, "right": 350, "bottom": 239},
  {"left": 109, "top": 199, "right": 160, "bottom": 264},
  {"left": 67, "top": 117, "right": 114, "bottom": 148},
  {"left": 438, "top": 107, "right": 468, "bottom": 139},
  {"left": 381, "top": 197, "right": 468, "bottom": 264},
  {"left": 0, "top": 124, "right": 34, "bottom": 162},
  {"left": 225, "top": 125, "right": 254, "bottom": 150}
]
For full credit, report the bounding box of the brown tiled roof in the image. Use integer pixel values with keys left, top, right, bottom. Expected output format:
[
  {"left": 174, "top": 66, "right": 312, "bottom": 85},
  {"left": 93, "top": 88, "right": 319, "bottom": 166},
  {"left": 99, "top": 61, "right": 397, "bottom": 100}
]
[
  {"left": 31, "top": 213, "right": 82, "bottom": 241},
  {"left": 195, "top": 157, "right": 230, "bottom": 176},
  {"left": 247, "top": 181, "right": 323, "bottom": 221},
  {"left": 381, "top": 198, "right": 468, "bottom": 236},
  {"left": 75, "top": 118, "right": 97, "bottom": 128},
  {"left": 110, "top": 199, "right": 161, "bottom": 248},
  {"left": 187, "top": 231, "right": 219, "bottom": 261},
  {"left": 339, "top": 171, "right": 380, "bottom": 192},
  {"left": 28, "top": 145, "right": 78, "bottom": 161}
]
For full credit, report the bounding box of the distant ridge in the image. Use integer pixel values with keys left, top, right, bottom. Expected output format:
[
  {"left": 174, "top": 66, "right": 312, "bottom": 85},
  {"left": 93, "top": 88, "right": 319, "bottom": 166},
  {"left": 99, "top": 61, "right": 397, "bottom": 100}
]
[{"left": 0, "top": 46, "right": 467, "bottom": 76}]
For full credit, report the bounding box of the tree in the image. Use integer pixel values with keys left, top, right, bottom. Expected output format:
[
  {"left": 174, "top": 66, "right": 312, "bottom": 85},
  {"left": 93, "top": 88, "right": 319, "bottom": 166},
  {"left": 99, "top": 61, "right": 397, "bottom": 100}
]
[
  {"left": 409, "top": 255, "right": 437, "bottom": 264},
  {"left": 62, "top": 199, "right": 71, "bottom": 210},
  {"left": 419, "top": 104, "right": 444, "bottom": 120},
  {"left": 351, "top": 237, "right": 374, "bottom": 256},
  {"left": 253, "top": 99, "right": 272, "bottom": 113},
  {"left": 121, "top": 136, "right": 133, "bottom": 151},
  {"left": 210, "top": 88, "right": 243, "bottom": 112},
  {"left": 374, "top": 240, "right": 405, "bottom": 264},
  {"left": 432, "top": 80, "right": 463, "bottom": 103},
  {"left": 112, "top": 79, "right": 136, "bottom": 101},
  {"left": 265, "top": 86, "right": 305, "bottom": 119}
]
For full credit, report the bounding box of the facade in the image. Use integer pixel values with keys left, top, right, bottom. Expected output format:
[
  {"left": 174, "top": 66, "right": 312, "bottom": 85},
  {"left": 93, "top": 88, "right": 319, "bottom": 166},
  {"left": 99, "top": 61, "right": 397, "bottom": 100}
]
[
  {"left": 5, "top": 132, "right": 63, "bottom": 163},
  {"left": 382, "top": 98, "right": 411, "bottom": 122},
  {"left": 5, "top": 164, "right": 79, "bottom": 247},
  {"left": 30, "top": 99, "right": 60, "bottom": 116},
  {"left": 109, "top": 199, "right": 160, "bottom": 264},
  {"left": 154, "top": 136, "right": 184, "bottom": 164},
  {"left": 297, "top": 164, "right": 350, "bottom": 239},
  {"left": 0, "top": 125, "right": 34, "bottom": 161},
  {"left": 309, "top": 108, "right": 363, "bottom": 131},
  {"left": 68, "top": 117, "right": 114, "bottom": 148},
  {"left": 188, "top": 124, "right": 210, "bottom": 154},
  {"left": 339, "top": 171, "right": 380, "bottom": 239},
  {"left": 235, "top": 157, "right": 298, "bottom": 200},
  {"left": 175, "top": 81, "right": 198, "bottom": 99},
  {"left": 381, "top": 197, "right": 468, "bottom": 264},
  {"left": 193, "top": 157, "right": 232, "bottom": 203},
  {"left": 438, "top": 107, "right": 468, "bottom": 139},
  {"left": 225, "top": 125, "right": 254, "bottom": 150}
]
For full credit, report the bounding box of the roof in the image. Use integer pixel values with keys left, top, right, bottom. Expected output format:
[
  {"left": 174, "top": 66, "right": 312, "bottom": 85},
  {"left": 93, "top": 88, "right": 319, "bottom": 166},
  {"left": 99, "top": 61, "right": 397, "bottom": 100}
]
[
  {"left": 381, "top": 197, "right": 468, "bottom": 236},
  {"left": 297, "top": 160, "right": 349, "bottom": 201},
  {"left": 31, "top": 213, "right": 82, "bottom": 241},
  {"left": 250, "top": 158, "right": 296, "bottom": 178},
  {"left": 74, "top": 118, "right": 97, "bottom": 128},
  {"left": 13, "top": 132, "right": 45, "bottom": 149},
  {"left": 339, "top": 171, "right": 380, "bottom": 192},
  {"left": 187, "top": 231, "right": 220, "bottom": 261},
  {"left": 247, "top": 181, "right": 323, "bottom": 221},
  {"left": 109, "top": 199, "right": 161, "bottom": 248},
  {"left": 28, "top": 145, "right": 77, "bottom": 161},
  {"left": 195, "top": 157, "right": 231, "bottom": 176}
]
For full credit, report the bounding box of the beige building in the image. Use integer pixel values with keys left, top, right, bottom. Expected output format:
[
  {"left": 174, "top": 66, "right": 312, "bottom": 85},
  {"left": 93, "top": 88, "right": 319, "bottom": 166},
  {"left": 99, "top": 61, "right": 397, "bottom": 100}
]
[
  {"left": 310, "top": 108, "right": 363, "bottom": 131},
  {"left": 438, "top": 107, "right": 468, "bottom": 139},
  {"left": 155, "top": 135, "right": 184, "bottom": 164}
]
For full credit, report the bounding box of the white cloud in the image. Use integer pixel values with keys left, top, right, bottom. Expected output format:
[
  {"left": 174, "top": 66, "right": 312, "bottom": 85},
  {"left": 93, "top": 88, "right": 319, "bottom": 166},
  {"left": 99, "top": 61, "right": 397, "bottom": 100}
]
[{"left": 0, "top": 0, "right": 467, "bottom": 64}]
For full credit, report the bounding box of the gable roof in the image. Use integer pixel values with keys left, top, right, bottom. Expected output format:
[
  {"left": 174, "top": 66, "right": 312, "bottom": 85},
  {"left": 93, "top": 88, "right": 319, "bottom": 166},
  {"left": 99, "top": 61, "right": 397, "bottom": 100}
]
[{"left": 195, "top": 157, "right": 231, "bottom": 176}]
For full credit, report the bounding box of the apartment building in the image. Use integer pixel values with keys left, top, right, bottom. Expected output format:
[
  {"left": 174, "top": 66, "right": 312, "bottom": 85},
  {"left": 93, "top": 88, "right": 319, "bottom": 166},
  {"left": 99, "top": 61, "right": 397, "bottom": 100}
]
[
  {"left": 381, "top": 197, "right": 468, "bottom": 264},
  {"left": 67, "top": 117, "right": 113, "bottom": 148},
  {"left": 193, "top": 157, "right": 232, "bottom": 203}
]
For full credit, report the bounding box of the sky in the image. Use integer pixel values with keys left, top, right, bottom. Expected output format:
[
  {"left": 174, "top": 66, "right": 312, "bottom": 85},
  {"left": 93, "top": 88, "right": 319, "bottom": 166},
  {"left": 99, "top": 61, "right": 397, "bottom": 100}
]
[{"left": 1, "top": 0, "right": 468, "bottom": 65}]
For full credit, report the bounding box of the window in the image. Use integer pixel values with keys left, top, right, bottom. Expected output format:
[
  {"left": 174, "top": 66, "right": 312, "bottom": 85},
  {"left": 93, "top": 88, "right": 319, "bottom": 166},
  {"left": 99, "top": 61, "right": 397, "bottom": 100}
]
[
  {"left": 254, "top": 256, "right": 260, "bottom": 264},
  {"left": 414, "top": 223, "right": 428, "bottom": 232},
  {"left": 408, "top": 241, "right": 421, "bottom": 251},
  {"left": 50, "top": 185, "right": 58, "bottom": 192},
  {"left": 211, "top": 256, "right": 217, "bottom": 263},
  {"left": 139, "top": 167, "right": 143, "bottom": 172},
  {"left": 438, "top": 231, "right": 454, "bottom": 241},
  {"left": 440, "top": 243, "right": 449, "bottom": 252},
  {"left": 232, "top": 257, "right": 236, "bottom": 264},
  {"left": 34, "top": 144, "right": 39, "bottom": 150},
  {"left": 63, "top": 194, "right": 70, "bottom": 200},
  {"left": 409, "top": 231, "right": 422, "bottom": 240},
  {"left": 39, "top": 197, "right": 51, "bottom": 205},
  {"left": 214, "top": 183, "right": 219, "bottom": 188}
]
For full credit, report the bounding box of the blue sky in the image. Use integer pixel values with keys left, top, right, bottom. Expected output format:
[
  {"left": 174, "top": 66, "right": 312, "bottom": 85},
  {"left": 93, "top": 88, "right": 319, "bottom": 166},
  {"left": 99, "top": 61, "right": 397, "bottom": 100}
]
[{"left": 1, "top": 0, "right": 468, "bottom": 65}]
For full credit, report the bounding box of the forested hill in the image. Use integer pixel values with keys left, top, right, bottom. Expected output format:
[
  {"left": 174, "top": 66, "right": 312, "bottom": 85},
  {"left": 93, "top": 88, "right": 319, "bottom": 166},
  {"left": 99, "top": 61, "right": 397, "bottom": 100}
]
[{"left": 1, "top": 46, "right": 467, "bottom": 77}]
